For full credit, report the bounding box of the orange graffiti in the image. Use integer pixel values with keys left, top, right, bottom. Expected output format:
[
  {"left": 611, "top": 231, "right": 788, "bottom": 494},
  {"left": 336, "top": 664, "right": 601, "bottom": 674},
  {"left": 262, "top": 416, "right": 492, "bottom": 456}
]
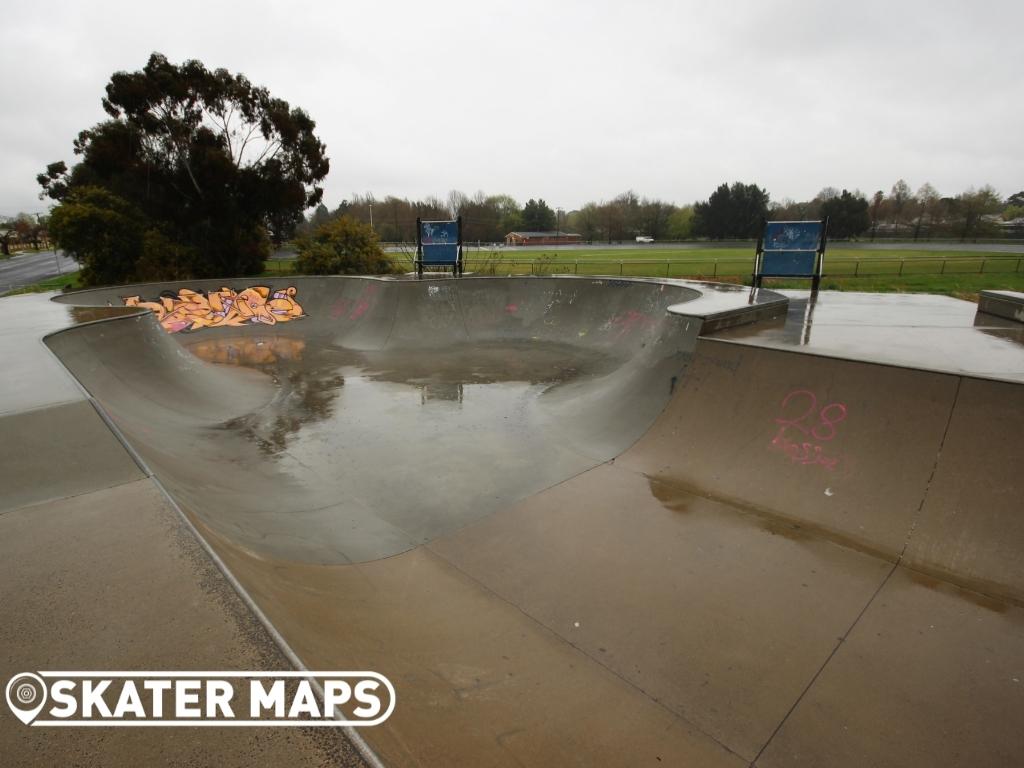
[{"left": 123, "top": 286, "right": 305, "bottom": 334}]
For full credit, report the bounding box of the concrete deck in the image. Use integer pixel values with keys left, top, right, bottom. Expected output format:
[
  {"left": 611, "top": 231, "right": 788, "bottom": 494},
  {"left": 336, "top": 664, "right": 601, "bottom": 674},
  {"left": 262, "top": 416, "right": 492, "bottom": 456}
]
[
  {"left": 2, "top": 277, "right": 1023, "bottom": 767},
  {"left": 712, "top": 290, "right": 1024, "bottom": 382}
]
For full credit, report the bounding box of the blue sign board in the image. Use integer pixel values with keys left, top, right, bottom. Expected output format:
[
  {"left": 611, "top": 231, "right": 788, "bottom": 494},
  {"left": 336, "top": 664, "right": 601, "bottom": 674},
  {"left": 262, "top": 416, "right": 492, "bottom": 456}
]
[
  {"left": 761, "top": 221, "right": 823, "bottom": 277},
  {"left": 760, "top": 250, "right": 818, "bottom": 276},
  {"left": 420, "top": 220, "right": 459, "bottom": 264}
]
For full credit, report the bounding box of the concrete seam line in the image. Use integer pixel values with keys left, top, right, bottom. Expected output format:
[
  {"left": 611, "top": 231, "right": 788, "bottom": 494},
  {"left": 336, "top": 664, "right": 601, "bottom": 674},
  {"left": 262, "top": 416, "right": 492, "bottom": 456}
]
[
  {"left": 421, "top": 545, "right": 748, "bottom": 764},
  {"left": 749, "top": 561, "right": 900, "bottom": 767},
  {"left": 0, "top": 477, "right": 147, "bottom": 520},
  {"left": 39, "top": 336, "right": 387, "bottom": 768},
  {"left": 898, "top": 375, "right": 964, "bottom": 561}
]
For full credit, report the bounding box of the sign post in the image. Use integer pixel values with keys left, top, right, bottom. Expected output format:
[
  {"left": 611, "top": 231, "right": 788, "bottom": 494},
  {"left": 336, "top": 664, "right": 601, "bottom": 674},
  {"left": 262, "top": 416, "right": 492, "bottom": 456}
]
[
  {"left": 416, "top": 217, "right": 463, "bottom": 279},
  {"left": 753, "top": 218, "right": 829, "bottom": 291}
]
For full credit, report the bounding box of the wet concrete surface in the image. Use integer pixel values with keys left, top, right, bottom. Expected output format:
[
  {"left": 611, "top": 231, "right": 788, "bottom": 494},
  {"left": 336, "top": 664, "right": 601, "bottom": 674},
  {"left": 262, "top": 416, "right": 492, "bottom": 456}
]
[
  {"left": 429, "top": 463, "right": 895, "bottom": 761},
  {"left": 47, "top": 278, "right": 706, "bottom": 564},
  {"left": 180, "top": 337, "right": 630, "bottom": 558},
  {"left": 0, "top": 479, "right": 367, "bottom": 767},
  {"left": 713, "top": 290, "right": 1024, "bottom": 381},
  {"left": 0, "top": 400, "right": 144, "bottom": 512},
  {"left": 758, "top": 567, "right": 1024, "bottom": 768},
  {"left": 0, "top": 294, "right": 94, "bottom": 414},
  {"left": 6, "top": 276, "right": 1024, "bottom": 766}
]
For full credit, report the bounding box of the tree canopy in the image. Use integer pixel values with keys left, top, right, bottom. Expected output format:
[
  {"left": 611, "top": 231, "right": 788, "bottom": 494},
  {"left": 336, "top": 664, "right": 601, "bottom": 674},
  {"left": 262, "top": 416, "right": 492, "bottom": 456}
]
[
  {"left": 521, "top": 199, "right": 556, "bottom": 231},
  {"left": 39, "top": 52, "right": 328, "bottom": 284},
  {"left": 819, "top": 190, "right": 870, "bottom": 239},
  {"left": 692, "top": 182, "right": 770, "bottom": 239}
]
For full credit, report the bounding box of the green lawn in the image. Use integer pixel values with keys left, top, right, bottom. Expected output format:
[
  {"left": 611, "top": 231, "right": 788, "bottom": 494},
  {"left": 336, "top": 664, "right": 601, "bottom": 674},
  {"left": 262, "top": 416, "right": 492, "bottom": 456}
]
[
  {"left": 2, "top": 272, "right": 82, "bottom": 296},
  {"left": 259, "top": 247, "right": 1024, "bottom": 301}
]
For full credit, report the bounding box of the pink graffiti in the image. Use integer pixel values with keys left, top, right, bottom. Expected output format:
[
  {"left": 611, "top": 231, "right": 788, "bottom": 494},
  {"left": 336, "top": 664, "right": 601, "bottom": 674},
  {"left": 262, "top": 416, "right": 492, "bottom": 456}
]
[
  {"left": 505, "top": 303, "right": 519, "bottom": 314},
  {"left": 608, "top": 309, "right": 653, "bottom": 340},
  {"left": 349, "top": 285, "right": 378, "bottom": 321},
  {"left": 330, "top": 298, "right": 350, "bottom": 319},
  {"left": 769, "top": 389, "right": 848, "bottom": 470}
]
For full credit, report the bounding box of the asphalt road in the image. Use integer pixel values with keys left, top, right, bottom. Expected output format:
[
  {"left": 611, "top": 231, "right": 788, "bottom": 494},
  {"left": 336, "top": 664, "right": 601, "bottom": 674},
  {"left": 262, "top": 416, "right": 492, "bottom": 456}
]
[{"left": 0, "top": 249, "right": 78, "bottom": 291}]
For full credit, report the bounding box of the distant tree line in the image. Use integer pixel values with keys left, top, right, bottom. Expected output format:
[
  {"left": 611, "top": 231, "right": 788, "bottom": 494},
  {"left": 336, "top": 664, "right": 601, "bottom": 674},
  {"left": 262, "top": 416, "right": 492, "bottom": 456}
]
[
  {"left": 0, "top": 212, "right": 49, "bottom": 255},
  {"left": 303, "top": 182, "right": 1023, "bottom": 245},
  {"left": 301, "top": 190, "right": 697, "bottom": 244},
  {"left": 770, "top": 181, "right": 1018, "bottom": 241}
]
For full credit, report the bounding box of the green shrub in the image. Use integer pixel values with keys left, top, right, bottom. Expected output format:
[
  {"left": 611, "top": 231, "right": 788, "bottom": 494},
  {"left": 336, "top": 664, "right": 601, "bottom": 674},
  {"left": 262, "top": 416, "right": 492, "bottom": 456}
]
[
  {"left": 295, "top": 216, "right": 398, "bottom": 275},
  {"left": 49, "top": 187, "right": 146, "bottom": 286}
]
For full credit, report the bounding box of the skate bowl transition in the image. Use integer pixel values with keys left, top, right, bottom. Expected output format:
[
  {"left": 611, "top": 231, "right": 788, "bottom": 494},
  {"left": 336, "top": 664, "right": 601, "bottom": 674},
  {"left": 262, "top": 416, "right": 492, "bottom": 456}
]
[{"left": 39, "top": 276, "right": 1024, "bottom": 766}]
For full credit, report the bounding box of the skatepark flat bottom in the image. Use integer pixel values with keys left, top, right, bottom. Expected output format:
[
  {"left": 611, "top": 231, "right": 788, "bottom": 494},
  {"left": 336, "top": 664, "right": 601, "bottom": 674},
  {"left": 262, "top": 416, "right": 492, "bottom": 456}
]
[{"left": 3, "top": 276, "right": 1022, "bottom": 767}]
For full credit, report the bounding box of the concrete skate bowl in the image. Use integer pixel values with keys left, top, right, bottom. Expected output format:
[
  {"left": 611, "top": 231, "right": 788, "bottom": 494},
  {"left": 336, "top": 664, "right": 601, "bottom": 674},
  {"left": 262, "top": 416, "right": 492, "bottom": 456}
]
[
  {"left": 47, "top": 276, "right": 721, "bottom": 563},
  {"left": 45, "top": 276, "right": 1024, "bottom": 768}
]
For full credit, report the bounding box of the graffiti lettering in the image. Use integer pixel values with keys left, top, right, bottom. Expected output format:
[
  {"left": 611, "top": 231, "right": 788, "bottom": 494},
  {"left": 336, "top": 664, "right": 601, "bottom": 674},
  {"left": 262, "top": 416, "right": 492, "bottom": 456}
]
[
  {"left": 770, "top": 390, "right": 847, "bottom": 470},
  {"left": 124, "top": 286, "right": 304, "bottom": 334}
]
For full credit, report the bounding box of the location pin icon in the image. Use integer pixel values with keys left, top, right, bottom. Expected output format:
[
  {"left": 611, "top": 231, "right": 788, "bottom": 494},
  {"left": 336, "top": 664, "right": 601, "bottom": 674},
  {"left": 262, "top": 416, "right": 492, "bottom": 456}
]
[{"left": 6, "top": 673, "right": 48, "bottom": 725}]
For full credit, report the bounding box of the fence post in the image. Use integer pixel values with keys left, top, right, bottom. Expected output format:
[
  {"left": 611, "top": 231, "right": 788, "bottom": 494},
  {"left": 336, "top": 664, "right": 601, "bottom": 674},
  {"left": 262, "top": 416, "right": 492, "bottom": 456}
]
[
  {"left": 854, "top": 261, "right": 859, "bottom": 276},
  {"left": 940, "top": 259, "right": 946, "bottom": 275},
  {"left": 619, "top": 261, "right": 623, "bottom": 276},
  {"left": 713, "top": 260, "right": 718, "bottom": 278},
  {"left": 575, "top": 260, "right": 579, "bottom": 274},
  {"left": 898, "top": 259, "right": 904, "bottom": 276},
  {"left": 980, "top": 259, "right": 985, "bottom": 274},
  {"left": 1018, "top": 257, "right": 1022, "bottom": 273},
  {"left": 665, "top": 261, "right": 670, "bottom": 277}
]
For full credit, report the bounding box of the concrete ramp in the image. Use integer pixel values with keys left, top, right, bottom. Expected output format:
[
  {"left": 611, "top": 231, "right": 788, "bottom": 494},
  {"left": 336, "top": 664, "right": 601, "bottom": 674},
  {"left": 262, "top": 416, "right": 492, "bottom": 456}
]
[
  {"left": 621, "top": 339, "right": 960, "bottom": 559},
  {"left": 45, "top": 277, "right": 709, "bottom": 563},
  {"left": 905, "top": 376, "right": 1024, "bottom": 600}
]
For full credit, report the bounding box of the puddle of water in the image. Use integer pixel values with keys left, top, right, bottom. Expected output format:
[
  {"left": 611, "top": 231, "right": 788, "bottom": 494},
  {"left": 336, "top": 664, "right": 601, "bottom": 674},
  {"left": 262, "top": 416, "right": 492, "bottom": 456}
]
[{"left": 183, "top": 336, "right": 625, "bottom": 552}]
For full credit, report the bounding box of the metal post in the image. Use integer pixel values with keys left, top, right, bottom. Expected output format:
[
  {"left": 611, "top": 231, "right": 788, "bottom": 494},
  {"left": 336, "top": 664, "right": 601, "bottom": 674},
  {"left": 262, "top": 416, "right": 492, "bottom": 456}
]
[
  {"left": 898, "top": 259, "right": 904, "bottom": 276},
  {"left": 854, "top": 260, "right": 859, "bottom": 277},
  {"left": 619, "top": 261, "right": 623, "bottom": 276},
  {"left": 980, "top": 259, "right": 985, "bottom": 274},
  {"left": 574, "top": 260, "right": 579, "bottom": 274},
  {"left": 940, "top": 260, "right": 946, "bottom": 275},
  {"left": 415, "top": 217, "right": 422, "bottom": 279},
  {"left": 713, "top": 260, "right": 718, "bottom": 278}
]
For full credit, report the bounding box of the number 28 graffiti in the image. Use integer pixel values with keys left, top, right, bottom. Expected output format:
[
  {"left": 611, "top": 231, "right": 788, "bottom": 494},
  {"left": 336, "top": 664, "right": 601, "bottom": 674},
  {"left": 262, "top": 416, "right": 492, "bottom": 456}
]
[{"left": 769, "top": 390, "right": 848, "bottom": 470}]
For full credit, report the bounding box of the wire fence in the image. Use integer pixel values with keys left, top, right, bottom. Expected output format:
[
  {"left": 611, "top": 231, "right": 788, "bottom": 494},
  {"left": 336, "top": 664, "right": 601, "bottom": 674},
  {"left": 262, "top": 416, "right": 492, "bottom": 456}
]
[{"left": 264, "top": 253, "right": 1024, "bottom": 280}]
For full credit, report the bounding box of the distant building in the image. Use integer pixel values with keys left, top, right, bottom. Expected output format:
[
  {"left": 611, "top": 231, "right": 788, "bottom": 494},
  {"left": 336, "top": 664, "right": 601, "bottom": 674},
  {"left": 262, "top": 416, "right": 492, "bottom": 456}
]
[{"left": 505, "top": 231, "right": 583, "bottom": 246}]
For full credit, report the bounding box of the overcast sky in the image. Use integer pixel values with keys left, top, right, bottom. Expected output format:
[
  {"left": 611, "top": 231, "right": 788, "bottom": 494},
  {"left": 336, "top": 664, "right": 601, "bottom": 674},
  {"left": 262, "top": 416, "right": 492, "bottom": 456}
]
[{"left": 2, "top": 0, "right": 1021, "bottom": 216}]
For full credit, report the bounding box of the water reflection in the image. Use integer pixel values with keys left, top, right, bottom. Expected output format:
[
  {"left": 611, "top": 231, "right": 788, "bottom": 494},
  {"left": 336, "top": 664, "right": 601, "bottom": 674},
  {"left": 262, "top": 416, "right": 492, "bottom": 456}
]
[
  {"left": 185, "top": 335, "right": 618, "bottom": 457},
  {"left": 420, "top": 382, "right": 464, "bottom": 405},
  {"left": 67, "top": 305, "right": 140, "bottom": 325},
  {"left": 796, "top": 292, "right": 817, "bottom": 346},
  {"left": 723, "top": 293, "right": 817, "bottom": 346},
  {"left": 188, "top": 335, "right": 307, "bottom": 365},
  {"left": 187, "top": 334, "right": 345, "bottom": 455}
]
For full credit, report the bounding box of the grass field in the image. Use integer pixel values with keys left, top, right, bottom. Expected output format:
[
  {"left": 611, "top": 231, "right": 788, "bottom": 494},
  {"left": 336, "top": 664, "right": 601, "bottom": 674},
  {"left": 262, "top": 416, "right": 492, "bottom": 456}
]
[
  {"left": 262, "top": 246, "right": 1024, "bottom": 300},
  {"left": 1, "top": 272, "right": 82, "bottom": 296}
]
